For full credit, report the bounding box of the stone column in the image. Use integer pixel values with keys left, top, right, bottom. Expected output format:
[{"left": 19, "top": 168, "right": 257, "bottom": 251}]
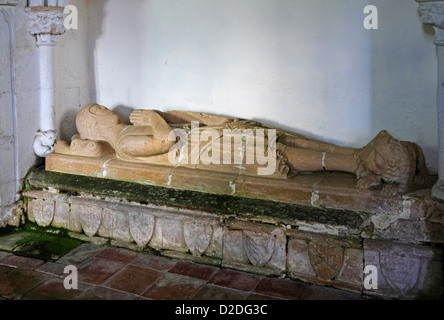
[
  {"left": 417, "top": 0, "right": 444, "bottom": 201},
  {"left": 25, "top": 1, "right": 67, "bottom": 157}
]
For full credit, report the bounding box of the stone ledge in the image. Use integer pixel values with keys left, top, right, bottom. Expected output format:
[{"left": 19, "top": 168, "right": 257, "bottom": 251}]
[
  {"left": 28, "top": 167, "right": 444, "bottom": 244},
  {"left": 45, "top": 153, "right": 438, "bottom": 216},
  {"left": 22, "top": 188, "right": 444, "bottom": 299}
]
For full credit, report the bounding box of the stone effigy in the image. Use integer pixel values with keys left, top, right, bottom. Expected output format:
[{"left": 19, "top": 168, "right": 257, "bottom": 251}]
[
  {"left": 52, "top": 103, "right": 429, "bottom": 195},
  {"left": 34, "top": 104, "right": 444, "bottom": 299}
]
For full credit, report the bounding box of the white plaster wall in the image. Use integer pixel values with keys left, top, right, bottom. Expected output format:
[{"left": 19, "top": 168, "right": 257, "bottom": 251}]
[
  {"left": 55, "top": 0, "right": 94, "bottom": 140},
  {"left": 56, "top": 0, "right": 439, "bottom": 173},
  {"left": 1, "top": 0, "right": 43, "bottom": 220}
]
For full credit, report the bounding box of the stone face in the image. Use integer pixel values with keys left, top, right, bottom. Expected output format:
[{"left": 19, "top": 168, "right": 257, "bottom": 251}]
[{"left": 364, "top": 240, "right": 443, "bottom": 298}]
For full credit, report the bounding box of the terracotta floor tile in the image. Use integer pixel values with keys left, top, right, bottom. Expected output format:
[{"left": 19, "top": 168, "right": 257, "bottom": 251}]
[
  {"left": 104, "top": 265, "right": 162, "bottom": 295},
  {"left": 22, "top": 278, "right": 89, "bottom": 300},
  {"left": 253, "top": 278, "right": 309, "bottom": 300},
  {"left": 192, "top": 285, "right": 248, "bottom": 300},
  {"left": 95, "top": 247, "right": 138, "bottom": 264},
  {"left": 143, "top": 273, "right": 206, "bottom": 300},
  {"left": 301, "top": 285, "right": 364, "bottom": 300},
  {"left": 78, "top": 258, "right": 125, "bottom": 285},
  {"left": 0, "top": 265, "right": 13, "bottom": 276},
  {"left": 0, "top": 269, "right": 52, "bottom": 300},
  {"left": 0, "top": 251, "right": 12, "bottom": 263},
  {"left": 246, "top": 293, "right": 283, "bottom": 300},
  {"left": 57, "top": 243, "right": 103, "bottom": 267},
  {"left": 209, "top": 269, "right": 261, "bottom": 292},
  {"left": 36, "top": 262, "right": 69, "bottom": 277},
  {"left": 130, "top": 254, "right": 177, "bottom": 272},
  {"left": 0, "top": 255, "right": 44, "bottom": 270},
  {"left": 76, "top": 286, "right": 139, "bottom": 300},
  {"left": 169, "top": 262, "right": 218, "bottom": 281}
]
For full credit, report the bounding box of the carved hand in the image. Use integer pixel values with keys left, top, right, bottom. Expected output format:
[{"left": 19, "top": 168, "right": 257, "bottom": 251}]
[{"left": 130, "top": 110, "right": 162, "bottom": 126}]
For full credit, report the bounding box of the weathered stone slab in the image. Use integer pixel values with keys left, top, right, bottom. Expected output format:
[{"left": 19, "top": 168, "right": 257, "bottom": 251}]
[
  {"left": 363, "top": 240, "right": 443, "bottom": 299},
  {"left": 128, "top": 211, "right": 155, "bottom": 247},
  {"left": 22, "top": 170, "right": 444, "bottom": 299},
  {"left": 77, "top": 204, "right": 103, "bottom": 238},
  {"left": 374, "top": 219, "right": 444, "bottom": 244},
  {"left": 45, "top": 154, "right": 438, "bottom": 218},
  {"left": 28, "top": 199, "right": 54, "bottom": 227},
  {"left": 222, "top": 220, "right": 286, "bottom": 276},
  {"left": 150, "top": 218, "right": 188, "bottom": 252},
  {"left": 52, "top": 202, "right": 70, "bottom": 229},
  {"left": 286, "top": 230, "right": 364, "bottom": 292}
]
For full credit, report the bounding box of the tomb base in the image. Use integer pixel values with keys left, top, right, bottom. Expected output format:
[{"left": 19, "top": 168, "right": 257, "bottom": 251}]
[{"left": 23, "top": 166, "right": 444, "bottom": 299}]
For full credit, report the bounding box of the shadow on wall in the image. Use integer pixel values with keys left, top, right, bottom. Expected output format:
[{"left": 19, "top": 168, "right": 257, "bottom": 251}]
[
  {"left": 369, "top": 3, "right": 438, "bottom": 175},
  {"left": 59, "top": 0, "right": 108, "bottom": 141}
]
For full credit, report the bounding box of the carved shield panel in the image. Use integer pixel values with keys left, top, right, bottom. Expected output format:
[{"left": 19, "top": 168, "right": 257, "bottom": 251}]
[
  {"left": 308, "top": 241, "right": 344, "bottom": 281},
  {"left": 129, "top": 212, "right": 155, "bottom": 247},
  {"left": 32, "top": 200, "right": 55, "bottom": 228},
  {"left": 380, "top": 254, "right": 420, "bottom": 292},
  {"left": 243, "top": 231, "right": 276, "bottom": 267},
  {"left": 79, "top": 205, "right": 103, "bottom": 238},
  {"left": 184, "top": 222, "right": 213, "bottom": 256}
]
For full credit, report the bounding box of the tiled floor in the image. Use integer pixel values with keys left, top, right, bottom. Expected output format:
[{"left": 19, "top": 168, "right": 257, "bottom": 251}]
[{"left": 0, "top": 243, "right": 367, "bottom": 301}]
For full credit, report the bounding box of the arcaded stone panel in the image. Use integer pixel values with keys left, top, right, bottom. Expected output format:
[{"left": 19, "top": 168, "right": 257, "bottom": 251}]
[
  {"left": 222, "top": 220, "right": 286, "bottom": 276},
  {"left": 24, "top": 190, "right": 224, "bottom": 260},
  {"left": 151, "top": 218, "right": 188, "bottom": 253},
  {"left": 364, "top": 240, "right": 443, "bottom": 299},
  {"left": 286, "top": 230, "right": 363, "bottom": 292},
  {"left": 52, "top": 201, "right": 69, "bottom": 229}
]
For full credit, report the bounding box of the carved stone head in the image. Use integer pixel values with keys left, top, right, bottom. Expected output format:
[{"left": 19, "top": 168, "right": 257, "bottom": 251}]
[
  {"left": 359, "top": 130, "right": 417, "bottom": 186},
  {"left": 76, "top": 104, "right": 120, "bottom": 141}
]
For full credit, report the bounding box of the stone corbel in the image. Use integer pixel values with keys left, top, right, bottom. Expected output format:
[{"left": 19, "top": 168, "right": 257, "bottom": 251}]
[
  {"left": 25, "top": 2, "right": 67, "bottom": 157},
  {"left": 417, "top": 0, "right": 444, "bottom": 201}
]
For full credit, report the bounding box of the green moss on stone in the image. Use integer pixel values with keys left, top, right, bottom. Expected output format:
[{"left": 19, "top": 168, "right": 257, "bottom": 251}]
[
  {"left": 27, "top": 167, "right": 371, "bottom": 230},
  {"left": 13, "top": 234, "right": 83, "bottom": 262},
  {"left": 0, "top": 222, "right": 83, "bottom": 261}
]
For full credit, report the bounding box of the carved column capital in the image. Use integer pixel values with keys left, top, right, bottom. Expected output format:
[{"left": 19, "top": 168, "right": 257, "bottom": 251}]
[
  {"left": 418, "top": 1, "right": 444, "bottom": 27},
  {"left": 25, "top": 7, "right": 66, "bottom": 46},
  {"left": 416, "top": 0, "right": 444, "bottom": 201}
]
